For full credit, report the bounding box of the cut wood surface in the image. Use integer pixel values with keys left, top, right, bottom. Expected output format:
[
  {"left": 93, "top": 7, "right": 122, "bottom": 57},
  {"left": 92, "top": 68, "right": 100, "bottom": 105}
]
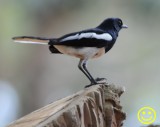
[{"left": 7, "top": 84, "right": 126, "bottom": 127}]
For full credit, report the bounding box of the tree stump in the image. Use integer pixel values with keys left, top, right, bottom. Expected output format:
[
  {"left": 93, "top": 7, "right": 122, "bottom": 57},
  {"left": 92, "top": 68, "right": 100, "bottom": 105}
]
[{"left": 7, "top": 84, "right": 126, "bottom": 127}]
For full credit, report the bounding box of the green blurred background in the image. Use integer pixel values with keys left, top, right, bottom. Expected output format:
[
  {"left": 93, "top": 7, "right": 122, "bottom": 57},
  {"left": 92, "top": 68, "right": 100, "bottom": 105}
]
[{"left": 0, "top": 0, "right": 160, "bottom": 126}]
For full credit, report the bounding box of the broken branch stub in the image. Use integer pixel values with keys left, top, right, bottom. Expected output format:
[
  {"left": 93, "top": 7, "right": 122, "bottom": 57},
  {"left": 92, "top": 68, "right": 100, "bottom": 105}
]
[{"left": 7, "top": 84, "right": 126, "bottom": 127}]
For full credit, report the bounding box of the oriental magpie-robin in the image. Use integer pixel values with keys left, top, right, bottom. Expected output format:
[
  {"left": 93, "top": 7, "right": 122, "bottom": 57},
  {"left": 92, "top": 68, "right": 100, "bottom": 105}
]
[{"left": 13, "top": 18, "right": 127, "bottom": 87}]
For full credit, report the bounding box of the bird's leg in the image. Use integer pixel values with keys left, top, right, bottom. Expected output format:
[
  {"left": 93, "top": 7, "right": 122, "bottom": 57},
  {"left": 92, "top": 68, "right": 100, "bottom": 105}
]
[
  {"left": 78, "top": 59, "right": 107, "bottom": 88},
  {"left": 78, "top": 59, "right": 97, "bottom": 86}
]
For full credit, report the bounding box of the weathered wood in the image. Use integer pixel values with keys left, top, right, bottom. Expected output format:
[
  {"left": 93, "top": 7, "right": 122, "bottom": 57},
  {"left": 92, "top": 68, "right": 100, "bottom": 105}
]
[{"left": 7, "top": 84, "right": 126, "bottom": 127}]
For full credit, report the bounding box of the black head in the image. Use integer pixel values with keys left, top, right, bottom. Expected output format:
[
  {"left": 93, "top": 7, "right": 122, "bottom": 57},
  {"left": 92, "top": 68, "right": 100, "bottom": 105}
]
[{"left": 98, "top": 18, "right": 128, "bottom": 32}]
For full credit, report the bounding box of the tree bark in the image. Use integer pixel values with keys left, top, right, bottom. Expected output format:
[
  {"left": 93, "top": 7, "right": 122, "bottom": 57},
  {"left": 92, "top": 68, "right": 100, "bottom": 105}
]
[{"left": 7, "top": 84, "right": 126, "bottom": 127}]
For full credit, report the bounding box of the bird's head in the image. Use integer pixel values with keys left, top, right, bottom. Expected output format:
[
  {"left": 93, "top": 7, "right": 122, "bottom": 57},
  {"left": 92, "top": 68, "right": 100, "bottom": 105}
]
[{"left": 98, "top": 18, "right": 128, "bottom": 32}]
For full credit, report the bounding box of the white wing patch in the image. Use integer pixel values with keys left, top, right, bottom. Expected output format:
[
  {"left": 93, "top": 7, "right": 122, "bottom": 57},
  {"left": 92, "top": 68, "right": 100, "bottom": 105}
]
[{"left": 61, "top": 32, "right": 112, "bottom": 42}]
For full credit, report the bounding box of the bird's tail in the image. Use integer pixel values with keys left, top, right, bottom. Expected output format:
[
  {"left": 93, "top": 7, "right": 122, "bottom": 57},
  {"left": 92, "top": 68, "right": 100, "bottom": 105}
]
[{"left": 12, "top": 36, "right": 53, "bottom": 45}]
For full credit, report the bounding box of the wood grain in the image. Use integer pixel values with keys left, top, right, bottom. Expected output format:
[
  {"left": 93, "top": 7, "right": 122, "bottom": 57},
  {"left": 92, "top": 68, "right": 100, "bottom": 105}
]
[{"left": 7, "top": 84, "right": 126, "bottom": 127}]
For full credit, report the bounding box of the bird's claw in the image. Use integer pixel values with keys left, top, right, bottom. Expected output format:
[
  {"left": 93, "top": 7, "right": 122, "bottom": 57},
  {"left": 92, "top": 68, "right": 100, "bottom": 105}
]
[
  {"left": 84, "top": 77, "right": 107, "bottom": 88},
  {"left": 95, "top": 77, "right": 107, "bottom": 84}
]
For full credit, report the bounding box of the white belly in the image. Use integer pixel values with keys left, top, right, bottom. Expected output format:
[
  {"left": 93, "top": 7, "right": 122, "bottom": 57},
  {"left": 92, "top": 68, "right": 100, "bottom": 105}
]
[{"left": 54, "top": 45, "right": 105, "bottom": 59}]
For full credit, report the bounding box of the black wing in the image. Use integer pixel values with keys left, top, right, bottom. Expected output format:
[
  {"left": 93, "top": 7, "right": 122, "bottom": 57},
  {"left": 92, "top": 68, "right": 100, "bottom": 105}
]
[{"left": 51, "top": 28, "right": 114, "bottom": 48}]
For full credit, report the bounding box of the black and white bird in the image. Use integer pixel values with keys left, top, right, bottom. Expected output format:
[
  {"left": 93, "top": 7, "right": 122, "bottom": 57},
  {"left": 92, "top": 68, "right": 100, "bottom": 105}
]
[{"left": 13, "top": 18, "right": 127, "bottom": 87}]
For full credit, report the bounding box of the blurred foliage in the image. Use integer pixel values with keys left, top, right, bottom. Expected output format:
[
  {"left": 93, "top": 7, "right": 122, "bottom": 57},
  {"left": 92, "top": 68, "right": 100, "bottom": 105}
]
[{"left": 0, "top": 0, "right": 160, "bottom": 126}]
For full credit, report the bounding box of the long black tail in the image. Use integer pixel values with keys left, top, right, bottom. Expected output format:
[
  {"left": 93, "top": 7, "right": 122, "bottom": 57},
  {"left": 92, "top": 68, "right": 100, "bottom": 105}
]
[
  {"left": 13, "top": 36, "right": 57, "bottom": 45},
  {"left": 13, "top": 36, "right": 61, "bottom": 53}
]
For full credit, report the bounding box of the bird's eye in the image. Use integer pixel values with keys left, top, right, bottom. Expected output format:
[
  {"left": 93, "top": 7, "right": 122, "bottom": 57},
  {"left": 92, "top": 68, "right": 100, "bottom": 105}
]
[{"left": 118, "top": 20, "right": 122, "bottom": 26}]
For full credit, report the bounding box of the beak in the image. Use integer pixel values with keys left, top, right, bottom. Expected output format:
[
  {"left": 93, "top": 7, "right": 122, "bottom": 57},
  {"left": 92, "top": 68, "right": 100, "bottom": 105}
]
[{"left": 122, "top": 24, "right": 128, "bottom": 28}]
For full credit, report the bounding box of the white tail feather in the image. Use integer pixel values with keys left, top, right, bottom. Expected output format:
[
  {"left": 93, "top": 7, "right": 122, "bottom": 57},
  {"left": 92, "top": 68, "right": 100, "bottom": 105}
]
[
  {"left": 13, "top": 37, "right": 49, "bottom": 45},
  {"left": 14, "top": 40, "right": 48, "bottom": 45}
]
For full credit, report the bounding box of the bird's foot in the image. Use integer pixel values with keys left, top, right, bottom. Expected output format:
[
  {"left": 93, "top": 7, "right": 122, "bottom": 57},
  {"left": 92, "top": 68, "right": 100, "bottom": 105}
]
[
  {"left": 84, "top": 77, "right": 107, "bottom": 88},
  {"left": 95, "top": 77, "right": 107, "bottom": 84}
]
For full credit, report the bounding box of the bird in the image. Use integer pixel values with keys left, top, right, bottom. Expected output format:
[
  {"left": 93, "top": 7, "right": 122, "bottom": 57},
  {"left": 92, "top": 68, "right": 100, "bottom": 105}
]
[{"left": 13, "top": 18, "right": 128, "bottom": 87}]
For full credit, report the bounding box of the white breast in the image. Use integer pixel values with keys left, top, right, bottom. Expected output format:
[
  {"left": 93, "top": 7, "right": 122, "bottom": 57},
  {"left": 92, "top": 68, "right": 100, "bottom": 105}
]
[{"left": 54, "top": 45, "right": 105, "bottom": 59}]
